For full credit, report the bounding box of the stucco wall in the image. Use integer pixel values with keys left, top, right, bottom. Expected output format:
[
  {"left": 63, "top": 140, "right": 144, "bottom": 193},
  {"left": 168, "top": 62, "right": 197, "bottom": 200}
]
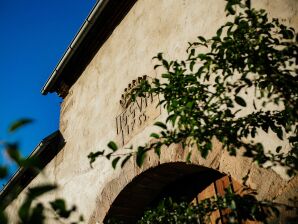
[{"left": 5, "top": 0, "right": 298, "bottom": 223}]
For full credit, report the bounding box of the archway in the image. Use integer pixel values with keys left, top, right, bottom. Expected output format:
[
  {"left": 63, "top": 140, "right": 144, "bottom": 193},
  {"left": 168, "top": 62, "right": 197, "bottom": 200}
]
[
  {"left": 88, "top": 142, "right": 288, "bottom": 224},
  {"left": 103, "top": 162, "right": 241, "bottom": 223}
]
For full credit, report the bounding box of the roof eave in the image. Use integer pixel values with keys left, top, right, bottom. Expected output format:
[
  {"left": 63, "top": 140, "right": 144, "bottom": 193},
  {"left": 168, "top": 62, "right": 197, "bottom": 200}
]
[
  {"left": 41, "top": 0, "right": 110, "bottom": 96},
  {"left": 41, "top": 0, "right": 137, "bottom": 98},
  {"left": 0, "top": 131, "right": 65, "bottom": 209}
]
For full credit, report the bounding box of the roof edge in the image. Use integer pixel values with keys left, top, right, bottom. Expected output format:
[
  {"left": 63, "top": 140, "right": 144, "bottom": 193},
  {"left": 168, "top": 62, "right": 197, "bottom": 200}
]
[
  {"left": 41, "top": 0, "right": 110, "bottom": 95},
  {"left": 0, "top": 131, "right": 65, "bottom": 209}
]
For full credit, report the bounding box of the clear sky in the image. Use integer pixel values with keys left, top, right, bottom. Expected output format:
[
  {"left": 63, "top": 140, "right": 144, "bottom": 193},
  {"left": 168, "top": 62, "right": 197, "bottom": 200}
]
[{"left": 0, "top": 0, "right": 96, "bottom": 183}]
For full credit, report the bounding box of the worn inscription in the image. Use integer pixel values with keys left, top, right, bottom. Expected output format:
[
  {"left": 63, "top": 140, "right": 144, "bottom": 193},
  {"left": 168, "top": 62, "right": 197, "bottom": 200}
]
[{"left": 116, "top": 93, "right": 160, "bottom": 146}]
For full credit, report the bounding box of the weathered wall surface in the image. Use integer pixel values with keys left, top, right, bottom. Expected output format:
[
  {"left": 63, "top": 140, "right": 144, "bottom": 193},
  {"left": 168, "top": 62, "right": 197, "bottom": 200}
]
[{"left": 5, "top": 0, "right": 298, "bottom": 223}]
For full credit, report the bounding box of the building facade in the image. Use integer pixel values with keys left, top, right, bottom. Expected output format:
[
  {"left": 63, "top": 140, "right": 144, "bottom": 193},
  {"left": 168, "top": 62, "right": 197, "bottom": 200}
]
[{"left": 2, "top": 0, "right": 298, "bottom": 223}]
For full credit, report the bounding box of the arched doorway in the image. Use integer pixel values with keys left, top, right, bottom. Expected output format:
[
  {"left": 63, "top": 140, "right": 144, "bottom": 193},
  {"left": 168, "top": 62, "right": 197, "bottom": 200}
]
[{"left": 103, "top": 162, "right": 245, "bottom": 223}]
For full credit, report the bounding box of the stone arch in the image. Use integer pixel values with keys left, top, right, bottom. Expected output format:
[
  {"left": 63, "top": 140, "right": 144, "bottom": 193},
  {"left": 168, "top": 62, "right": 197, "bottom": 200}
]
[
  {"left": 104, "top": 162, "right": 225, "bottom": 223},
  {"left": 88, "top": 141, "right": 289, "bottom": 223}
]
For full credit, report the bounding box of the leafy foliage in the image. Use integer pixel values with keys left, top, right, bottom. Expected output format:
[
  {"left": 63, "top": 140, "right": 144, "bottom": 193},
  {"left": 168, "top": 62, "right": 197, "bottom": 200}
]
[
  {"left": 101, "top": 0, "right": 298, "bottom": 175},
  {"left": 18, "top": 184, "right": 57, "bottom": 224},
  {"left": 137, "top": 189, "right": 283, "bottom": 224},
  {"left": 0, "top": 119, "right": 82, "bottom": 224},
  {"left": 87, "top": 0, "right": 298, "bottom": 223},
  {"left": 8, "top": 118, "right": 34, "bottom": 133},
  {"left": 50, "top": 198, "right": 79, "bottom": 220}
]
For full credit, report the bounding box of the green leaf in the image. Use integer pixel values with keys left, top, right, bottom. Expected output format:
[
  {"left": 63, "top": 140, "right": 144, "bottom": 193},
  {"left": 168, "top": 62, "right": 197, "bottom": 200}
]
[
  {"left": 87, "top": 151, "right": 104, "bottom": 167},
  {"left": 154, "top": 122, "right": 167, "bottom": 129},
  {"left": 235, "top": 96, "right": 247, "bottom": 107},
  {"left": 189, "top": 48, "right": 195, "bottom": 57},
  {"left": 201, "top": 142, "right": 212, "bottom": 158},
  {"left": 0, "top": 211, "right": 8, "bottom": 224},
  {"left": 186, "top": 101, "right": 194, "bottom": 109},
  {"left": 5, "top": 143, "right": 21, "bottom": 165},
  {"left": 28, "top": 203, "right": 44, "bottom": 224},
  {"left": 186, "top": 152, "right": 192, "bottom": 163},
  {"left": 154, "top": 52, "right": 163, "bottom": 60},
  {"left": 276, "top": 128, "right": 283, "bottom": 140},
  {"left": 161, "top": 73, "right": 171, "bottom": 79},
  {"left": 242, "top": 78, "right": 252, "bottom": 86},
  {"left": 28, "top": 184, "right": 57, "bottom": 199},
  {"left": 19, "top": 197, "right": 32, "bottom": 222},
  {"left": 154, "top": 64, "right": 161, "bottom": 70},
  {"left": 166, "top": 114, "right": 178, "bottom": 125},
  {"left": 154, "top": 145, "right": 161, "bottom": 157},
  {"left": 107, "top": 141, "right": 118, "bottom": 151},
  {"left": 216, "top": 27, "right": 223, "bottom": 37},
  {"left": 121, "top": 155, "right": 132, "bottom": 168},
  {"left": 162, "top": 59, "right": 169, "bottom": 69},
  {"left": 225, "top": 21, "right": 234, "bottom": 27},
  {"left": 8, "top": 118, "right": 33, "bottom": 133},
  {"left": 112, "top": 157, "right": 120, "bottom": 169},
  {"left": 19, "top": 184, "right": 57, "bottom": 222},
  {"left": 280, "top": 29, "right": 294, "bottom": 39},
  {"left": 106, "top": 153, "right": 112, "bottom": 160},
  {"left": 150, "top": 133, "right": 160, "bottom": 139},
  {"left": 136, "top": 147, "right": 146, "bottom": 167},
  {"left": 226, "top": 5, "right": 235, "bottom": 15},
  {"left": 198, "top": 36, "right": 206, "bottom": 42},
  {"left": 276, "top": 146, "right": 282, "bottom": 153},
  {"left": 190, "top": 60, "right": 195, "bottom": 71},
  {"left": 50, "top": 199, "right": 75, "bottom": 218},
  {"left": 79, "top": 215, "right": 84, "bottom": 222},
  {"left": 50, "top": 199, "right": 66, "bottom": 213}
]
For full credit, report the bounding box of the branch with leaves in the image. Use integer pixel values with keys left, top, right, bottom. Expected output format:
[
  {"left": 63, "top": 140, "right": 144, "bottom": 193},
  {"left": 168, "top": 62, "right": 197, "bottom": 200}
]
[
  {"left": 0, "top": 119, "right": 83, "bottom": 224},
  {"left": 90, "top": 0, "right": 297, "bottom": 176},
  {"left": 137, "top": 189, "right": 285, "bottom": 224},
  {"left": 88, "top": 0, "right": 297, "bottom": 223}
]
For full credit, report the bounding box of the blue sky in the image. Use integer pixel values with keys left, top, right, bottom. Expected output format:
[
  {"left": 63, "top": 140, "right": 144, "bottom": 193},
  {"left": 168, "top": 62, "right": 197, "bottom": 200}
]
[{"left": 0, "top": 0, "right": 96, "bottom": 182}]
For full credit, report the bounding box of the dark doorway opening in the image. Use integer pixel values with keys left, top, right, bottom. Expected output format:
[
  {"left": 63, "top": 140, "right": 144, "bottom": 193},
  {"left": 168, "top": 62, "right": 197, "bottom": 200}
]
[{"left": 103, "top": 162, "right": 225, "bottom": 223}]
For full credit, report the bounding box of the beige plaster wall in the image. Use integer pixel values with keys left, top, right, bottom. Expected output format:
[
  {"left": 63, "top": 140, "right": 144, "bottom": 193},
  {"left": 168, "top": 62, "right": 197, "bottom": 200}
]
[{"left": 5, "top": 0, "right": 298, "bottom": 223}]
